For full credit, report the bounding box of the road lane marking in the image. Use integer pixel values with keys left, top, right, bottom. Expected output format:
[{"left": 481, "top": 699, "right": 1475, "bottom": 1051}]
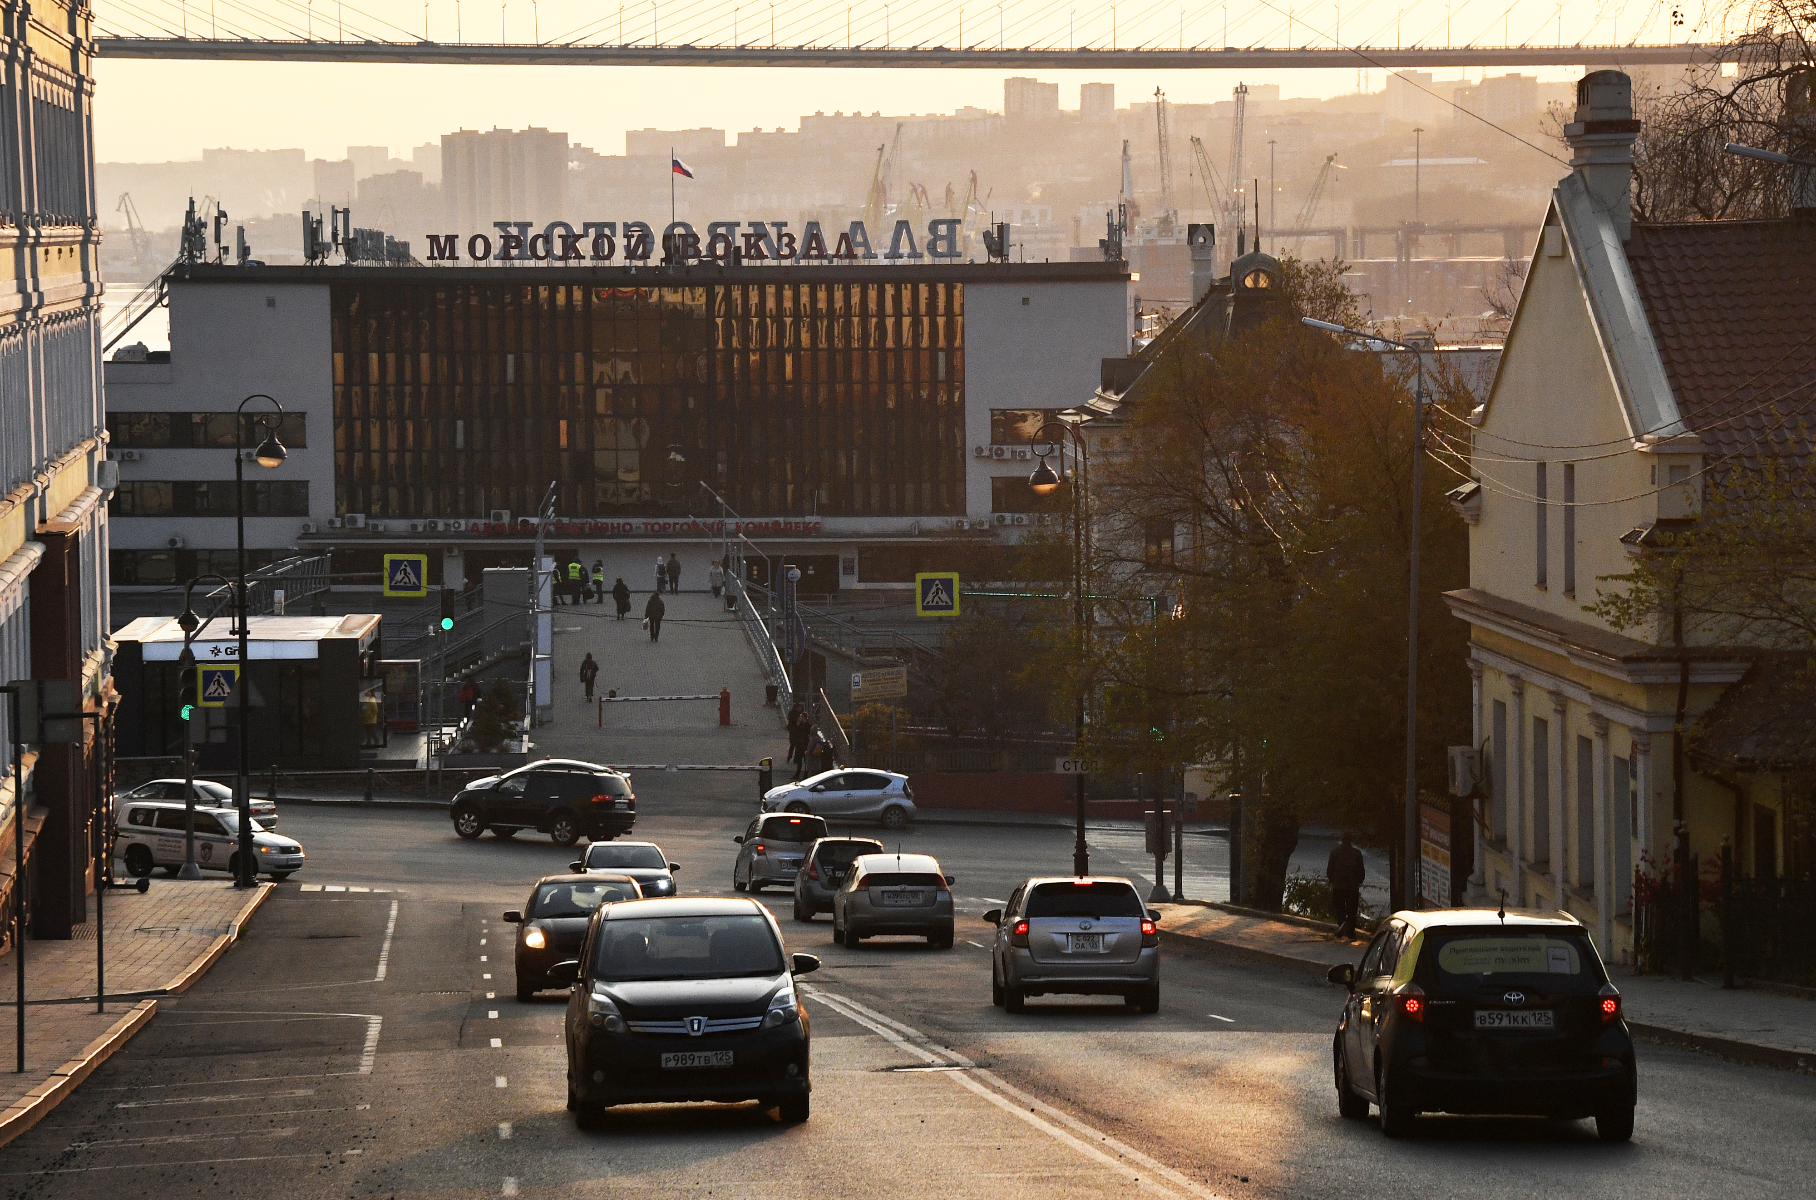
[
  {"left": 480, "top": 938, "right": 487, "bottom": 945},
  {"left": 488, "top": 1010, "right": 499, "bottom": 1019},
  {"left": 1207, "top": 1014, "right": 1235, "bottom": 1023},
  {"left": 325, "top": 885, "right": 345, "bottom": 892},
  {"left": 375, "top": 899, "right": 399, "bottom": 982},
  {"left": 349, "top": 886, "right": 370, "bottom": 893},
  {"left": 495, "top": 1076, "right": 508, "bottom": 1088},
  {"left": 480, "top": 956, "right": 488, "bottom": 962},
  {"left": 299, "top": 884, "right": 321, "bottom": 892},
  {"left": 498, "top": 1122, "right": 513, "bottom": 1139},
  {"left": 70, "top": 1127, "right": 299, "bottom": 1150},
  {"left": 360, "top": 1015, "right": 383, "bottom": 1074},
  {"left": 804, "top": 987, "right": 1224, "bottom": 1199},
  {"left": 486, "top": 992, "right": 496, "bottom": 999},
  {"left": 965, "top": 940, "right": 984, "bottom": 948},
  {"left": 503, "top": 1179, "right": 519, "bottom": 1196},
  {"left": 116, "top": 1089, "right": 316, "bottom": 1109},
  {"left": 483, "top": 973, "right": 492, "bottom": 980},
  {"left": 491, "top": 1037, "right": 502, "bottom": 1047}
]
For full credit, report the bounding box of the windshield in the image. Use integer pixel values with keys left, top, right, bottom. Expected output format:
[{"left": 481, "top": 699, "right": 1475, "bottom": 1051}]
[
  {"left": 585, "top": 844, "right": 667, "bottom": 870},
  {"left": 213, "top": 813, "right": 268, "bottom": 835},
  {"left": 760, "top": 816, "right": 827, "bottom": 843},
  {"left": 1424, "top": 930, "right": 1602, "bottom": 988},
  {"left": 592, "top": 915, "right": 784, "bottom": 981},
  {"left": 1025, "top": 881, "right": 1144, "bottom": 919},
  {"left": 531, "top": 880, "right": 636, "bottom": 918}
]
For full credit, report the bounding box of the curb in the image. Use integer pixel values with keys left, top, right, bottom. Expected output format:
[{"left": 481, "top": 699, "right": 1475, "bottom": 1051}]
[
  {"left": 0, "top": 999, "right": 158, "bottom": 1150},
  {"left": 1626, "top": 1022, "right": 1815, "bottom": 1075},
  {"left": 278, "top": 795, "right": 451, "bottom": 812},
  {"left": 1156, "top": 924, "right": 1342, "bottom": 979},
  {"left": 162, "top": 882, "right": 274, "bottom": 995}
]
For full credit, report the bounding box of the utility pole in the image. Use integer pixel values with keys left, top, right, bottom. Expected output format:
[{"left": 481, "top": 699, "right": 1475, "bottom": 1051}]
[{"left": 1268, "top": 139, "right": 1277, "bottom": 253}]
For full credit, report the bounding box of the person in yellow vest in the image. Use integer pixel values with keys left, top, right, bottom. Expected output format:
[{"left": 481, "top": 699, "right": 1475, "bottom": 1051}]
[
  {"left": 591, "top": 561, "right": 606, "bottom": 604},
  {"left": 565, "top": 559, "right": 584, "bottom": 605}
]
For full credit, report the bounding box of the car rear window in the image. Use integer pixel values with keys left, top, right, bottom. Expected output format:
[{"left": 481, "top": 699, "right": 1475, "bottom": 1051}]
[
  {"left": 860, "top": 872, "right": 943, "bottom": 887},
  {"left": 597, "top": 775, "right": 632, "bottom": 795},
  {"left": 585, "top": 844, "right": 667, "bottom": 870},
  {"left": 1423, "top": 929, "right": 1601, "bottom": 987},
  {"left": 760, "top": 816, "right": 827, "bottom": 842},
  {"left": 816, "top": 841, "right": 881, "bottom": 868},
  {"left": 531, "top": 880, "right": 634, "bottom": 918},
  {"left": 593, "top": 915, "right": 784, "bottom": 980},
  {"left": 1025, "top": 881, "right": 1143, "bottom": 919}
]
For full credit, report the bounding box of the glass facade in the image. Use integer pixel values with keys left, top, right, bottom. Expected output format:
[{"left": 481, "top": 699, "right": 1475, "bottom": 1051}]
[{"left": 332, "top": 278, "right": 966, "bottom": 520}]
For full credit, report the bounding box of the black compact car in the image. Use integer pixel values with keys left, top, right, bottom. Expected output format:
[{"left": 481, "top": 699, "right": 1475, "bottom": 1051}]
[
  {"left": 506, "top": 873, "right": 642, "bottom": 1001},
  {"left": 557, "top": 897, "right": 820, "bottom": 1126},
  {"left": 451, "top": 760, "right": 635, "bottom": 846},
  {"left": 792, "top": 837, "right": 884, "bottom": 921},
  {"left": 572, "top": 840, "right": 681, "bottom": 897},
  {"left": 1327, "top": 908, "right": 1636, "bottom": 1140}
]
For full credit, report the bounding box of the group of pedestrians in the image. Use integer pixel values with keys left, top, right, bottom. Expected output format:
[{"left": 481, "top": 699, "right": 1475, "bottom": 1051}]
[
  {"left": 785, "top": 702, "right": 839, "bottom": 780},
  {"left": 558, "top": 558, "right": 629, "bottom": 608}
]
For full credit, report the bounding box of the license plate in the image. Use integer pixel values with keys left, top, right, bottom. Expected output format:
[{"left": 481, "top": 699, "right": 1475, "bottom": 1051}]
[
  {"left": 661, "top": 1050, "right": 734, "bottom": 1069},
  {"left": 1474, "top": 1009, "right": 1554, "bottom": 1029},
  {"left": 882, "top": 891, "right": 921, "bottom": 906},
  {"left": 1068, "top": 933, "right": 1105, "bottom": 953}
]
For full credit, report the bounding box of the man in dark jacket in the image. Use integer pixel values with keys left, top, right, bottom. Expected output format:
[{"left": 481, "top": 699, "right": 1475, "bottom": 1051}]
[
  {"left": 666, "top": 554, "right": 682, "bottom": 593},
  {"left": 786, "top": 704, "right": 810, "bottom": 781},
  {"left": 644, "top": 591, "right": 665, "bottom": 642},
  {"left": 579, "top": 652, "right": 599, "bottom": 701},
  {"left": 1327, "top": 832, "right": 1367, "bottom": 939},
  {"left": 611, "top": 578, "right": 631, "bottom": 620}
]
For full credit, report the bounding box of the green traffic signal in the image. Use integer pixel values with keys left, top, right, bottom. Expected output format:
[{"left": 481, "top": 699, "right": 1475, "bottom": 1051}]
[
  {"left": 440, "top": 617, "right": 454, "bottom": 630},
  {"left": 180, "top": 703, "right": 196, "bottom": 721}
]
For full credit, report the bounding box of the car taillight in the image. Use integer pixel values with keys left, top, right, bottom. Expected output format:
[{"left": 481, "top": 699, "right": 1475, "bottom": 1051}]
[
  {"left": 753, "top": 843, "right": 766, "bottom": 856},
  {"left": 807, "top": 861, "right": 820, "bottom": 880},
  {"left": 590, "top": 792, "right": 607, "bottom": 804},
  {"left": 626, "top": 795, "right": 635, "bottom": 809},
  {"left": 1140, "top": 919, "right": 1159, "bottom": 948},
  {"left": 1398, "top": 985, "right": 1426, "bottom": 1022},
  {"left": 1010, "top": 920, "right": 1030, "bottom": 948},
  {"left": 1599, "top": 985, "right": 1622, "bottom": 1023}
]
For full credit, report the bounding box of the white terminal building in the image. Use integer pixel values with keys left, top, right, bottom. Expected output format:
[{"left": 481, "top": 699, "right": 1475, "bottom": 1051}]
[{"left": 105, "top": 254, "right": 1132, "bottom": 598}]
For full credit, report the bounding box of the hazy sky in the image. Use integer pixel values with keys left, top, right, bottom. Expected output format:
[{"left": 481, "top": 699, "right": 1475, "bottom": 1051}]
[{"left": 90, "top": 0, "right": 1731, "bottom": 162}]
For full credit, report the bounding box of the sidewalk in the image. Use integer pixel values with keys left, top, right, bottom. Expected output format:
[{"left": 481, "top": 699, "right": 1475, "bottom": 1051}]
[
  {"left": 1153, "top": 900, "right": 1816, "bottom": 1074},
  {"left": 0, "top": 878, "right": 273, "bottom": 1146}
]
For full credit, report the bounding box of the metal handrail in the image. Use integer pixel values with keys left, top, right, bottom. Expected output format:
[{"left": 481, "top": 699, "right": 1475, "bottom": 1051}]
[{"left": 732, "top": 583, "right": 791, "bottom": 715}]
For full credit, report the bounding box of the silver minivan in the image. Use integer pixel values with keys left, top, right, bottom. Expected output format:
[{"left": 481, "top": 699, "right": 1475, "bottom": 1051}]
[
  {"left": 985, "top": 877, "right": 1161, "bottom": 1013},
  {"left": 832, "top": 852, "right": 955, "bottom": 949}
]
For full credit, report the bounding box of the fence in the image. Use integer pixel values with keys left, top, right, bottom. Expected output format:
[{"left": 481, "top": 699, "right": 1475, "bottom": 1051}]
[
  {"left": 732, "top": 582, "right": 791, "bottom": 715},
  {"left": 1636, "top": 855, "right": 1816, "bottom": 987}
]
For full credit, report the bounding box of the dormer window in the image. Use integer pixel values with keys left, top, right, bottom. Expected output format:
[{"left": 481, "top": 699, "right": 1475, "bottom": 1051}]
[{"left": 1242, "top": 268, "right": 1273, "bottom": 289}]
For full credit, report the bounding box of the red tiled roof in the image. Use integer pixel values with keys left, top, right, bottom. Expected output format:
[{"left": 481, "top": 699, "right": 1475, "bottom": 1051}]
[{"left": 1623, "top": 219, "right": 1816, "bottom": 470}]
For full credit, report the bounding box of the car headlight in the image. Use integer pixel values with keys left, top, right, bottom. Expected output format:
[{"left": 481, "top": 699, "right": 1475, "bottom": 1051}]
[
  {"left": 522, "top": 926, "right": 547, "bottom": 949},
  {"left": 587, "top": 990, "right": 625, "bottom": 1032},
  {"left": 764, "top": 988, "right": 800, "bottom": 1028},
  {"left": 649, "top": 878, "right": 673, "bottom": 893}
]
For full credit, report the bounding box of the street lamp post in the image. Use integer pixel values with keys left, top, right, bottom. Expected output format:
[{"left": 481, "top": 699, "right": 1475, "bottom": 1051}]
[
  {"left": 175, "top": 573, "right": 233, "bottom": 880},
  {"left": 1302, "top": 317, "right": 1426, "bottom": 910},
  {"left": 233, "top": 395, "right": 287, "bottom": 889},
  {"left": 1029, "top": 419, "right": 1091, "bottom": 877}
]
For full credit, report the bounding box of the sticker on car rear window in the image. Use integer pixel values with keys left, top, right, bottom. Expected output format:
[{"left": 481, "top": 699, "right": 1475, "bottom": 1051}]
[{"left": 1436, "top": 937, "right": 1582, "bottom": 977}]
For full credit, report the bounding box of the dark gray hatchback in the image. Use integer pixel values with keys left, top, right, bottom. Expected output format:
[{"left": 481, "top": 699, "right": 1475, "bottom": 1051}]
[{"left": 791, "top": 837, "right": 884, "bottom": 921}]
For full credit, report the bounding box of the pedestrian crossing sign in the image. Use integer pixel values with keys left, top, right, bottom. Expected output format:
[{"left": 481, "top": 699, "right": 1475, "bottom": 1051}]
[
  {"left": 383, "top": 553, "right": 429, "bottom": 597},
  {"left": 914, "top": 572, "right": 961, "bottom": 617},
  {"left": 197, "top": 664, "right": 238, "bottom": 708}
]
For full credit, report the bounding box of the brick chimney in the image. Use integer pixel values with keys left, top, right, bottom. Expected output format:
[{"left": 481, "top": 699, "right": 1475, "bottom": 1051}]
[
  {"left": 1564, "top": 70, "right": 1641, "bottom": 241},
  {"left": 1187, "top": 222, "right": 1217, "bottom": 305}
]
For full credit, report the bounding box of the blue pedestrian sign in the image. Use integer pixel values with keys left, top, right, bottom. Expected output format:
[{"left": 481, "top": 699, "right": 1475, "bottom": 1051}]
[
  {"left": 197, "top": 664, "right": 239, "bottom": 708},
  {"left": 914, "top": 572, "right": 961, "bottom": 617},
  {"left": 383, "top": 553, "right": 429, "bottom": 597}
]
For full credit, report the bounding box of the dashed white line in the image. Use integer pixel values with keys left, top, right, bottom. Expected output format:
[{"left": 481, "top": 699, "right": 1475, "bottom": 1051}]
[
  {"left": 358, "top": 1016, "right": 383, "bottom": 1075},
  {"left": 299, "top": 884, "right": 321, "bottom": 892},
  {"left": 498, "top": 1122, "right": 513, "bottom": 1139},
  {"left": 495, "top": 1076, "right": 508, "bottom": 1089},
  {"left": 349, "top": 886, "right": 370, "bottom": 893},
  {"left": 483, "top": 973, "right": 492, "bottom": 980},
  {"left": 490, "top": 1037, "right": 502, "bottom": 1048},
  {"left": 486, "top": 992, "right": 496, "bottom": 999},
  {"left": 488, "top": 1010, "right": 499, "bottom": 1019},
  {"left": 374, "top": 900, "right": 399, "bottom": 982},
  {"left": 480, "top": 955, "right": 488, "bottom": 962},
  {"left": 1207, "top": 1014, "right": 1235, "bottom": 1023},
  {"left": 116, "top": 1089, "right": 315, "bottom": 1109},
  {"left": 480, "top": 938, "right": 487, "bottom": 946},
  {"left": 324, "top": 885, "right": 346, "bottom": 893},
  {"left": 964, "top": 940, "right": 984, "bottom": 948},
  {"left": 502, "top": 1178, "right": 519, "bottom": 1196}
]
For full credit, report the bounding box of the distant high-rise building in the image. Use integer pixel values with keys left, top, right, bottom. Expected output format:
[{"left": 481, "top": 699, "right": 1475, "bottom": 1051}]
[
  {"left": 313, "top": 157, "right": 355, "bottom": 206},
  {"left": 347, "top": 145, "right": 392, "bottom": 180},
  {"left": 1387, "top": 71, "right": 1453, "bottom": 125},
  {"left": 411, "top": 142, "right": 444, "bottom": 185},
  {"left": 1004, "top": 77, "right": 1060, "bottom": 121},
  {"left": 1080, "top": 82, "right": 1115, "bottom": 122},
  {"left": 625, "top": 128, "right": 727, "bottom": 159},
  {"left": 1453, "top": 73, "right": 1540, "bottom": 125},
  {"left": 441, "top": 127, "right": 570, "bottom": 232}
]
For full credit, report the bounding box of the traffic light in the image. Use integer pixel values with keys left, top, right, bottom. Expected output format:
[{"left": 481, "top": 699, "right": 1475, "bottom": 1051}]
[
  {"left": 180, "top": 702, "right": 196, "bottom": 721},
  {"left": 440, "top": 617, "right": 454, "bottom": 631}
]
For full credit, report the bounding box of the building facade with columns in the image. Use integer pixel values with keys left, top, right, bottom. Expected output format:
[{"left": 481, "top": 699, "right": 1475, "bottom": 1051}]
[{"left": 1443, "top": 70, "right": 1816, "bottom": 962}]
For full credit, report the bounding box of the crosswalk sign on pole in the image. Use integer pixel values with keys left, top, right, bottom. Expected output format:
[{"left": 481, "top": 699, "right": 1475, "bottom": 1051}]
[
  {"left": 914, "top": 572, "right": 961, "bottom": 617},
  {"left": 197, "top": 664, "right": 239, "bottom": 708},
  {"left": 384, "top": 553, "right": 430, "bottom": 598}
]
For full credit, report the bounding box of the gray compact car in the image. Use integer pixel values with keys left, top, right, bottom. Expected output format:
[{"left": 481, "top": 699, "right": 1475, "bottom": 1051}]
[
  {"left": 832, "top": 852, "right": 955, "bottom": 948},
  {"left": 760, "top": 769, "right": 916, "bottom": 829},
  {"left": 985, "top": 877, "right": 1161, "bottom": 1013},
  {"left": 732, "top": 813, "right": 829, "bottom": 892},
  {"left": 791, "top": 837, "right": 884, "bottom": 922}
]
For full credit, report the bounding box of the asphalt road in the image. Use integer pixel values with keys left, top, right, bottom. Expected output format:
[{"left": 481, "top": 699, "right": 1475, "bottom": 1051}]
[{"left": 3, "top": 784, "right": 1812, "bottom": 1198}]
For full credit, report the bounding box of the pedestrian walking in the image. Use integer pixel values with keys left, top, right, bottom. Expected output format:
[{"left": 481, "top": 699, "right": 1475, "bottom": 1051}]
[
  {"left": 1328, "top": 831, "right": 1367, "bottom": 939},
  {"left": 654, "top": 554, "right": 667, "bottom": 594},
  {"left": 643, "top": 591, "right": 665, "bottom": 642},
  {"left": 591, "top": 561, "right": 606, "bottom": 604},
  {"left": 611, "top": 578, "right": 631, "bottom": 620},
  {"left": 458, "top": 679, "right": 478, "bottom": 717},
  {"left": 579, "top": 652, "right": 599, "bottom": 701},
  {"left": 786, "top": 703, "right": 810, "bottom": 781},
  {"left": 709, "top": 558, "right": 725, "bottom": 598},
  {"left": 667, "top": 553, "right": 682, "bottom": 593}
]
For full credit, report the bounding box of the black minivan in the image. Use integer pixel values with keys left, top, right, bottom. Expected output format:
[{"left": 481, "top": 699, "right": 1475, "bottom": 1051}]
[
  {"left": 1327, "top": 908, "right": 1636, "bottom": 1140},
  {"left": 450, "top": 759, "right": 635, "bottom": 846},
  {"left": 556, "top": 897, "right": 820, "bottom": 1126}
]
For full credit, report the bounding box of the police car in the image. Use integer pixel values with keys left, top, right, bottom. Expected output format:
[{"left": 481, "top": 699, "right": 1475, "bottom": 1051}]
[
  {"left": 115, "top": 778, "right": 280, "bottom": 827},
  {"left": 114, "top": 801, "right": 306, "bottom": 881}
]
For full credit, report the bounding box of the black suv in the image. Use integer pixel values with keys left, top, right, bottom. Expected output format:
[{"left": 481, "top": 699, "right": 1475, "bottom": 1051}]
[
  {"left": 1327, "top": 908, "right": 1636, "bottom": 1140},
  {"left": 451, "top": 760, "right": 636, "bottom": 846}
]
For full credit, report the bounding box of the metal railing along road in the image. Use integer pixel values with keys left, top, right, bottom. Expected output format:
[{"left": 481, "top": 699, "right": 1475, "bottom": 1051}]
[{"left": 732, "top": 582, "right": 792, "bottom": 717}]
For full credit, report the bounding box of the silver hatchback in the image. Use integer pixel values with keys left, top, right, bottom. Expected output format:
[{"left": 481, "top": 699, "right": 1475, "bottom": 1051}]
[
  {"left": 832, "top": 852, "right": 955, "bottom": 949},
  {"left": 985, "top": 877, "right": 1161, "bottom": 1013}
]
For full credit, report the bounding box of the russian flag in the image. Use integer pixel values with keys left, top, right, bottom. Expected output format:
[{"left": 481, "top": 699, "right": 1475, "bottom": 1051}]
[{"left": 671, "top": 156, "right": 694, "bottom": 179}]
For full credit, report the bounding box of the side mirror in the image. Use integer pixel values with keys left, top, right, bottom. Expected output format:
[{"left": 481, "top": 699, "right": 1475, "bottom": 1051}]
[
  {"left": 790, "top": 952, "right": 822, "bottom": 976},
  {"left": 733, "top": 835, "right": 745, "bottom": 844},
  {"left": 810, "top": 785, "right": 825, "bottom": 793},
  {"left": 982, "top": 909, "right": 1002, "bottom": 925},
  {"left": 1326, "top": 963, "right": 1356, "bottom": 990},
  {"left": 945, "top": 875, "right": 956, "bottom": 885},
  {"left": 668, "top": 862, "right": 681, "bottom": 872},
  {"left": 1147, "top": 909, "right": 1162, "bottom": 922},
  {"left": 547, "top": 960, "right": 581, "bottom": 987},
  {"left": 502, "top": 910, "right": 523, "bottom": 923},
  {"left": 568, "top": 861, "right": 584, "bottom": 872}
]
